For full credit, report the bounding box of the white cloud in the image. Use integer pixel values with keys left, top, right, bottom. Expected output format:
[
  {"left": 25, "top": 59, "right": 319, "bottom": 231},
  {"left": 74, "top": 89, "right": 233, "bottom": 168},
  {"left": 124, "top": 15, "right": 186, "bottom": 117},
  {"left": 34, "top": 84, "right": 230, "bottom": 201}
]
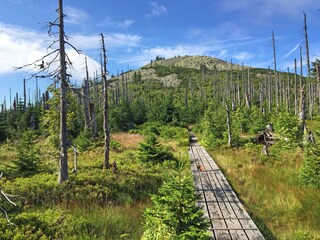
[
  {"left": 0, "top": 22, "right": 144, "bottom": 82},
  {"left": 283, "top": 43, "right": 300, "bottom": 59},
  {"left": 117, "top": 45, "right": 210, "bottom": 67},
  {"left": 99, "top": 17, "right": 134, "bottom": 28},
  {"left": 233, "top": 52, "right": 255, "bottom": 61},
  {"left": 148, "top": 2, "right": 168, "bottom": 17},
  {"left": 0, "top": 23, "right": 100, "bottom": 82},
  {"left": 65, "top": 6, "right": 89, "bottom": 25}
]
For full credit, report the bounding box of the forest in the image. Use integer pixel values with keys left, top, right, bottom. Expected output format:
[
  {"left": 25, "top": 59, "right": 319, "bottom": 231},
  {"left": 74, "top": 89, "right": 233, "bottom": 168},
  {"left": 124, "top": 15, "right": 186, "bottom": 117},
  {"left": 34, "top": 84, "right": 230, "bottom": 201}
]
[{"left": 0, "top": 0, "right": 320, "bottom": 239}]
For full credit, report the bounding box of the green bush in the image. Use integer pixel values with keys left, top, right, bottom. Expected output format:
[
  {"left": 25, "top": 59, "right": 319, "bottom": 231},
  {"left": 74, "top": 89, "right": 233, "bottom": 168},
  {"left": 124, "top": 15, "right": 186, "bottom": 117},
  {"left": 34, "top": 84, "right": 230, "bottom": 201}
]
[
  {"left": 272, "top": 110, "right": 300, "bottom": 149},
  {"left": 73, "top": 130, "right": 93, "bottom": 152}
]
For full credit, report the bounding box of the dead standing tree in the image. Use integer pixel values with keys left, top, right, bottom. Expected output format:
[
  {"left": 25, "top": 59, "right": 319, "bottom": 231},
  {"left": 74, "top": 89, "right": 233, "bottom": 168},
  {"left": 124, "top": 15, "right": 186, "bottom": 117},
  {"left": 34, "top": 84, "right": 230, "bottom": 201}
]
[
  {"left": 101, "top": 34, "right": 110, "bottom": 169},
  {"left": 15, "top": 0, "right": 81, "bottom": 183}
]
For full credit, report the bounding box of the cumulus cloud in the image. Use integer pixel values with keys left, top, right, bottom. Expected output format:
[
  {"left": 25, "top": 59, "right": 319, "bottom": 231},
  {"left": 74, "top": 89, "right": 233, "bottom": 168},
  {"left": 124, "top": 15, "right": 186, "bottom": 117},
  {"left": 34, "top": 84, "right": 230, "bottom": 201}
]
[
  {"left": 0, "top": 22, "right": 145, "bottom": 82},
  {"left": 65, "top": 6, "right": 89, "bottom": 25},
  {"left": 0, "top": 23, "right": 100, "bottom": 82}
]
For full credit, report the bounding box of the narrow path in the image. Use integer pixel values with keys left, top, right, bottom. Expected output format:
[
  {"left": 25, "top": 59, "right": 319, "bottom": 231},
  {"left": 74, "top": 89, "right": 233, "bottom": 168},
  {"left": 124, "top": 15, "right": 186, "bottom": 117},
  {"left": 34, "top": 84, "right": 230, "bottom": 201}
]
[{"left": 188, "top": 136, "right": 265, "bottom": 240}]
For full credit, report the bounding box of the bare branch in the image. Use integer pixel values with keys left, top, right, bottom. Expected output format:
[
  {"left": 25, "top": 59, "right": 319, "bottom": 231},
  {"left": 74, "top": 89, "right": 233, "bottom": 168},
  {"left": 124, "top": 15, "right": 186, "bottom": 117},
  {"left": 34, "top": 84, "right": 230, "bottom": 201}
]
[
  {"left": 0, "top": 206, "right": 16, "bottom": 226},
  {"left": 0, "top": 190, "right": 17, "bottom": 206},
  {"left": 65, "top": 41, "right": 82, "bottom": 54}
]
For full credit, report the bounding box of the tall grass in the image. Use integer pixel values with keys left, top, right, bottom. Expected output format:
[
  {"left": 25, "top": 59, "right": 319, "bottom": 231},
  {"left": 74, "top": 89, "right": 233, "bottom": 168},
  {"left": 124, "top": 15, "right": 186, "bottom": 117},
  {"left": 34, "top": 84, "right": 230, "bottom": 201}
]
[
  {"left": 66, "top": 203, "right": 147, "bottom": 240},
  {"left": 209, "top": 146, "right": 320, "bottom": 239}
]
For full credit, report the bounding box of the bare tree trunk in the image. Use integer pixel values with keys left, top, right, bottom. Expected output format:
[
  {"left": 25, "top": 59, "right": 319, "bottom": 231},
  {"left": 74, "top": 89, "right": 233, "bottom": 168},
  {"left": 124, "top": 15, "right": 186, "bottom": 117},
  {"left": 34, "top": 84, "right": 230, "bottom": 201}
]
[
  {"left": 299, "top": 85, "right": 306, "bottom": 137},
  {"left": 287, "top": 67, "right": 290, "bottom": 111},
  {"left": 83, "top": 57, "right": 90, "bottom": 130},
  {"left": 294, "top": 59, "right": 298, "bottom": 115},
  {"left": 304, "top": 12, "right": 311, "bottom": 76},
  {"left": 101, "top": 34, "right": 110, "bottom": 169},
  {"left": 267, "top": 67, "right": 272, "bottom": 113},
  {"left": 225, "top": 101, "right": 232, "bottom": 147},
  {"left": 272, "top": 31, "right": 279, "bottom": 112},
  {"left": 58, "top": 0, "right": 68, "bottom": 184},
  {"left": 23, "top": 79, "right": 26, "bottom": 112}
]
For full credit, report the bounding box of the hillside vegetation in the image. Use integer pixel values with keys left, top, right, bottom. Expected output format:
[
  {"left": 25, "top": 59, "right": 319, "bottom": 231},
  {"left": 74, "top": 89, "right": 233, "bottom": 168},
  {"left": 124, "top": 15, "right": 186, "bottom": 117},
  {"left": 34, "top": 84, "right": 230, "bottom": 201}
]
[{"left": 1, "top": 54, "right": 320, "bottom": 239}]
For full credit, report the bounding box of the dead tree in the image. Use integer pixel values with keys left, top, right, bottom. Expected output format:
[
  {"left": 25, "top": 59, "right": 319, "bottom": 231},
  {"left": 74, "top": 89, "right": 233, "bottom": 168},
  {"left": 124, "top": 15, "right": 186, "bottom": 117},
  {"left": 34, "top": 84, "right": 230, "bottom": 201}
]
[
  {"left": 57, "top": 0, "right": 68, "bottom": 183},
  {"left": 101, "top": 34, "right": 110, "bottom": 169},
  {"left": 272, "top": 30, "right": 279, "bottom": 111},
  {"left": 294, "top": 59, "right": 298, "bottom": 115},
  {"left": 14, "top": 0, "right": 81, "bottom": 183},
  {"left": 299, "top": 85, "right": 306, "bottom": 137},
  {"left": 83, "top": 57, "right": 91, "bottom": 131},
  {"left": 225, "top": 101, "right": 232, "bottom": 147}
]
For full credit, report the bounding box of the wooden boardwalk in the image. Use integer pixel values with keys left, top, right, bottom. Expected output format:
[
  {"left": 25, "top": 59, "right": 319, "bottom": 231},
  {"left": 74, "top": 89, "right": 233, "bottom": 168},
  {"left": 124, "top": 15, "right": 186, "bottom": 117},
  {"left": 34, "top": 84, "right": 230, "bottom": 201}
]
[{"left": 188, "top": 137, "right": 265, "bottom": 240}]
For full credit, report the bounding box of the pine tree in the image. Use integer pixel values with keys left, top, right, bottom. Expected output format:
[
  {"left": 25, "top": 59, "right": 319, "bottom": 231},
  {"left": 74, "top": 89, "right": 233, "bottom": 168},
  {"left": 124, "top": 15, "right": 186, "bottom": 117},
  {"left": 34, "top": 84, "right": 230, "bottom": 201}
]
[
  {"left": 142, "top": 167, "right": 210, "bottom": 239},
  {"left": 138, "top": 133, "right": 174, "bottom": 164},
  {"left": 12, "top": 130, "right": 40, "bottom": 176},
  {"left": 300, "top": 131, "right": 320, "bottom": 188}
]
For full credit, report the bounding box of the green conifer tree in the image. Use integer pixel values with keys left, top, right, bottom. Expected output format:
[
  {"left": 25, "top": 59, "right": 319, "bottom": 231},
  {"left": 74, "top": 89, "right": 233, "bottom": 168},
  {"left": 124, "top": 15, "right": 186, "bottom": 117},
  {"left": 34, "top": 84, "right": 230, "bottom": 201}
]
[{"left": 142, "top": 167, "right": 210, "bottom": 239}]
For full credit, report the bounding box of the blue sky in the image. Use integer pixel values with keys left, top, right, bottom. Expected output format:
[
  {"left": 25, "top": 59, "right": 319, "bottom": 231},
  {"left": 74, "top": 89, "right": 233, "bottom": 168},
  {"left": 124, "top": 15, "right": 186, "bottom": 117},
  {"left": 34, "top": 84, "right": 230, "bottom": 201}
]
[{"left": 0, "top": 0, "right": 319, "bottom": 105}]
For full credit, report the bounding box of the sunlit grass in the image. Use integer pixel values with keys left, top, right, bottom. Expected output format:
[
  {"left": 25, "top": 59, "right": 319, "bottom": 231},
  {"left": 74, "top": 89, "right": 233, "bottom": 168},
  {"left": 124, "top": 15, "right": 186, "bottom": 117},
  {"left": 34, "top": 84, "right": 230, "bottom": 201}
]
[
  {"left": 111, "top": 133, "right": 144, "bottom": 150},
  {"left": 66, "top": 203, "right": 147, "bottom": 240}
]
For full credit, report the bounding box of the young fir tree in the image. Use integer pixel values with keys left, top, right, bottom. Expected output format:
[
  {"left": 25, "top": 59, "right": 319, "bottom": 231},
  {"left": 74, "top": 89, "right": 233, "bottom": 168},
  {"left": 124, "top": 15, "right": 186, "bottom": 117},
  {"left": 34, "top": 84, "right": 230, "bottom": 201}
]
[
  {"left": 12, "top": 130, "right": 40, "bottom": 176},
  {"left": 142, "top": 167, "right": 210, "bottom": 240},
  {"left": 300, "top": 130, "right": 320, "bottom": 188},
  {"left": 138, "top": 133, "right": 174, "bottom": 164}
]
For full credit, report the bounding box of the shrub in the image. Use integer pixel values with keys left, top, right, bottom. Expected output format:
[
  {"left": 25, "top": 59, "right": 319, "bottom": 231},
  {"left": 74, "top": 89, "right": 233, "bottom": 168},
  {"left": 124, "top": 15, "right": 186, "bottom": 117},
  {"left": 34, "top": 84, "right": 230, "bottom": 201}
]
[{"left": 73, "top": 130, "right": 93, "bottom": 152}]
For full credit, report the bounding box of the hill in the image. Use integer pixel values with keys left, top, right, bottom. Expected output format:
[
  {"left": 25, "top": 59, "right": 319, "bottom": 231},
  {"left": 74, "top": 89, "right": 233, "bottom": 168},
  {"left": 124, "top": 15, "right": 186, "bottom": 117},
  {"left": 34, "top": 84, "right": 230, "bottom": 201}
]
[{"left": 111, "top": 55, "right": 249, "bottom": 87}]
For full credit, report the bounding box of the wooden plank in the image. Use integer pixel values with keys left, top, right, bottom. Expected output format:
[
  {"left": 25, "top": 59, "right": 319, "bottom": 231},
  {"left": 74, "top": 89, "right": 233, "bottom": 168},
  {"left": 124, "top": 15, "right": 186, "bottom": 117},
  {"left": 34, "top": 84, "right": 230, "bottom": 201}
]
[
  {"left": 245, "top": 230, "right": 265, "bottom": 240},
  {"left": 218, "top": 201, "right": 235, "bottom": 218},
  {"left": 214, "top": 189, "right": 229, "bottom": 202},
  {"left": 230, "top": 230, "right": 249, "bottom": 240},
  {"left": 230, "top": 202, "right": 251, "bottom": 219},
  {"left": 198, "top": 201, "right": 210, "bottom": 219},
  {"left": 207, "top": 202, "right": 224, "bottom": 218},
  {"left": 212, "top": 219, "right": 231, "bottom": 240},
  {"left": 193, "top": 174, "right": 202, "bottom": 189}
]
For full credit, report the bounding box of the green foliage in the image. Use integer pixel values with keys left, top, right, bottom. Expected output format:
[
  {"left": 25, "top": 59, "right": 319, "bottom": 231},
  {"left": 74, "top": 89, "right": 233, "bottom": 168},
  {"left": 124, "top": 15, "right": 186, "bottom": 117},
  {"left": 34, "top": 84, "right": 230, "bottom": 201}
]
[
  {"left": 272, "top": 110, "right": 300, "bottom": 148},
  {"left": 201, "top": 106, "right": 226, "bottom": 147},
  {"left": 12, "top": 130, "right": 41, "bottom": 176},
  {"left": 109, "top": 101, "right": 134, "bottom": 131},
  {"left": 110, "top": 139, "right": 123, "bottom": 152},
  {"left": 300, "top": 142, "right": 320, "bottom": 188},
  {"left": 73, "top": 130, "right": 93, "bottom": 152},
  {"left": 160, "top": 125, "right": 189, "bottom": 146},
  {"left": 138, "top": 133, "right": 175, "bottom": 164},
  {"left": 142, "top": 166, "right": 210, "bottom": 239},
  {"left": 233, "top": 106, "right": 267, "bottom": 134},
  {"left": 42, "top": 89, "right": 81, "bottom": 147}
]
